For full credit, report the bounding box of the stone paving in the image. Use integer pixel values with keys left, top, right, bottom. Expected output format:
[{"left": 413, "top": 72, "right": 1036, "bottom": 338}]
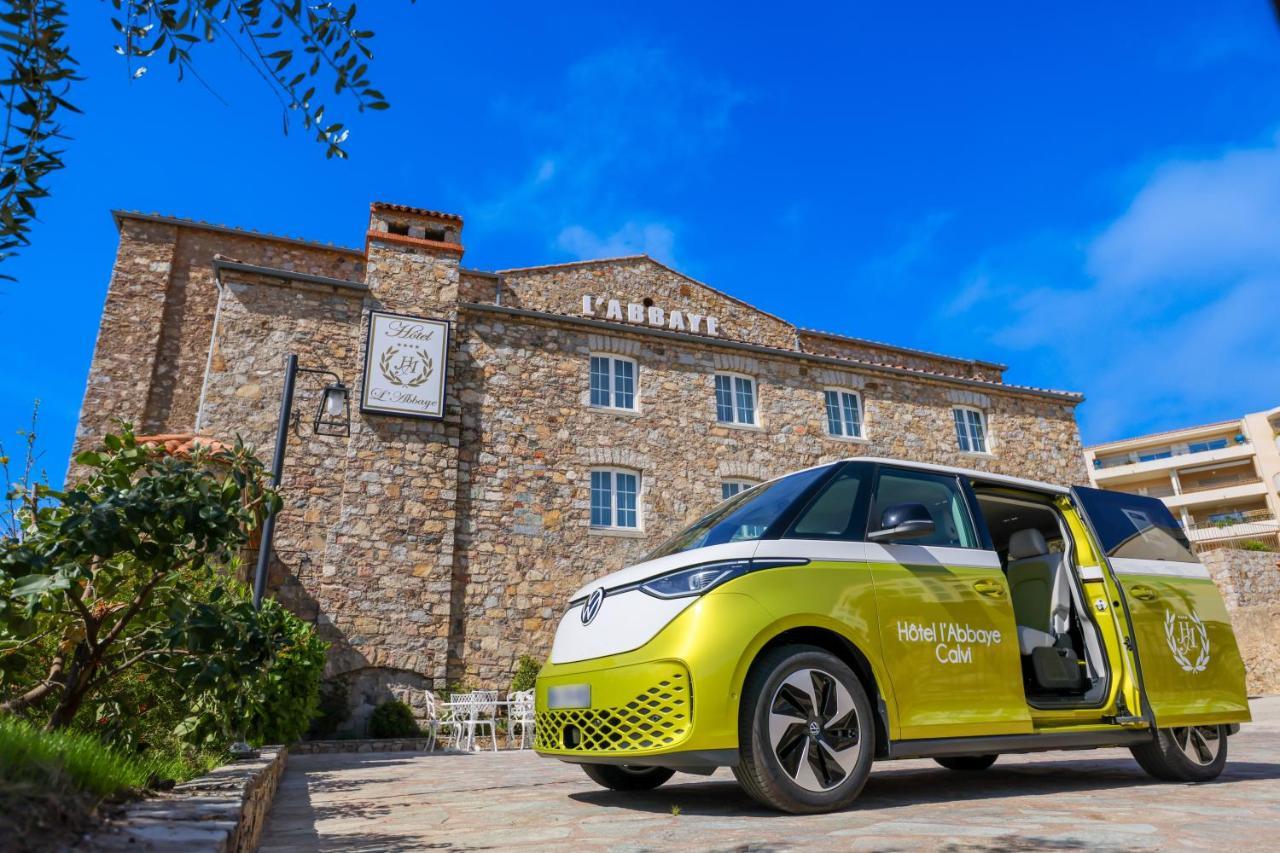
[{"left": 259, "top": 696, "right": 1280, "bottom": 851}]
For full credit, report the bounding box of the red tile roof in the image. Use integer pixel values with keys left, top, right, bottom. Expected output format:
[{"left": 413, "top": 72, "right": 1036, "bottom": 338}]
[
  {"left": 370, "top": 201, "right": 464, "bottom": 222},
  {"left": 136, "top": 433, "right": 232, "bottom": 457}
]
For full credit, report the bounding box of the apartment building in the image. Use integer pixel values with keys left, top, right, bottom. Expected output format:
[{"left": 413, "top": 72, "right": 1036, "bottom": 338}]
[{"left": 1084, "top": 406, "right": 1280, "bottom": 550}]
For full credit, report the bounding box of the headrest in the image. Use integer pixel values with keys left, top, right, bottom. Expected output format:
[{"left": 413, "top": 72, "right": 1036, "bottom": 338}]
[{"left": 1008, "top": 528, "right": 1049, "bottom": 561}]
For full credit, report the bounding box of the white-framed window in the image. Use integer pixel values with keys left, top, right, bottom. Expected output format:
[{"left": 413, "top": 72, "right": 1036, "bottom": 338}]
[
  {"left": 953, "top": 406, "right": 990, "bottom": 454},
  {"left": 721, "top": 479, "right": 757, "bottom": 501},
  {"left": 590, "top": 468, "right": 640, "bottom": 530},
  {"left": 714, "top": 373, "right": 757, "bottom": 425},
  {"left": 589, "top": 354, "right": 637, "bottom": 410},
  {"left": 824, "top": 389, "right": 864, "bottom": 439}
]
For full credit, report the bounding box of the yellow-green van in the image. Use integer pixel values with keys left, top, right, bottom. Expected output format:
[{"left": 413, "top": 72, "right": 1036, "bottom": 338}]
[{"left": 534, "top": 458, "right": 1250, "bottom": 813}]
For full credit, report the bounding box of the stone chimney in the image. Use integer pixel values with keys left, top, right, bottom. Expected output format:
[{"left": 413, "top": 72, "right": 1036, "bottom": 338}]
[{"left": 367, "top": 202, "right": 463, "bottom": 252}]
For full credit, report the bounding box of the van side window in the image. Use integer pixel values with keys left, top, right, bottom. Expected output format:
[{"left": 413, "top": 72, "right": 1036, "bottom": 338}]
[
  {"left": 870, "top": 468, "right": 978, "bottom": 549},
  {"left": 789, "top": 469, "right": 866, "bottom": 540}
]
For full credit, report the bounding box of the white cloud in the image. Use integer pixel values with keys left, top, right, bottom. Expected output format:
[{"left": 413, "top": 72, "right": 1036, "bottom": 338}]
[
  {"left": 946, "top": 137, "right": 1280, "bottom": 442},
  {"left": 470, "top": 43, "right": 745, "bottom": 264},
  {"left": 556, "top": 222, "right": 677, "bottom": 264}
]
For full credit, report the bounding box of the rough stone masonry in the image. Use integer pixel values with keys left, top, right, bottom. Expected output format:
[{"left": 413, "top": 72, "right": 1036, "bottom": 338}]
[{"left": 73, "top": 202, "right": 1089, "bottom": 731}]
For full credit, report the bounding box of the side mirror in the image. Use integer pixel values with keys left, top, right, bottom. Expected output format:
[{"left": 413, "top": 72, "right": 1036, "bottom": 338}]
[{"left": 868, "top": 503, "right": 935, "bottom": 542}]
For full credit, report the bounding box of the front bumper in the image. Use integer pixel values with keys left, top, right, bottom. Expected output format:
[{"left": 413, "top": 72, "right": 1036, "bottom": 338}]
[
  {"left": 535, "top": 659, "right": 693, "bottom": 753},
  {"left": 534, "top": 591, "right": 774, "bottom": 766}
]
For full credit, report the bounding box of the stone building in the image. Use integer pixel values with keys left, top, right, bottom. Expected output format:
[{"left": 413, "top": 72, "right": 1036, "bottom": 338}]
[{"left": 74, "top": 202, "right": 1088, "bottom": 730}]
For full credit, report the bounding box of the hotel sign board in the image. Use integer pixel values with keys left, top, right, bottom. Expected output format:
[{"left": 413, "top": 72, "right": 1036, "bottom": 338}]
[{"left": 360, "top": 310, "right": 450, "bottom": 420}]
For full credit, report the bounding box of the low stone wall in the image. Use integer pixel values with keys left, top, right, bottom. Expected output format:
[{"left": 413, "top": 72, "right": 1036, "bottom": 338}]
[
  {"left": 291, "top": 736, "right": 441, "bottom": 754},
  {"left": 1202, "top": 548, "right": 1280, "bottom": 608},
  {"left": 90, "top": 748, "right": 286, "bottom": 852},
  {"left": 1202, "top": 548, "right": 1280, "bottom": 695}
]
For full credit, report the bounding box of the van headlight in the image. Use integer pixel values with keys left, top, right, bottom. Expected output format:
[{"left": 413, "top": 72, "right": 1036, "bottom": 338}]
[{"left": 638, "top": 558, "right": 806, "bottom": 599}]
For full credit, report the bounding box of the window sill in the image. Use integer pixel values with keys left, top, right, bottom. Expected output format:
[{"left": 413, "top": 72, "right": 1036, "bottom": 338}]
[
  {"left": 827, "top": 433, "right": 870, "bottom": 444},
  {"left": 589, "top": 526, "right": 646, "bottom": 538},
  {"left": 957, "top": 450, "right": 996, "bottom": 459},
  {"left": 588, "top": 404, "right": 643, "bottom": 417},
  {"left": 715, "top": 421, "right": 764, "bottom": 432}
]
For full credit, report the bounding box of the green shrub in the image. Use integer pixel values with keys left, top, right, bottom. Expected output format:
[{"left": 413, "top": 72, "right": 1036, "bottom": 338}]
[
  {"left": 509, "top": 654, "right": 541, "bottom": 693},
  {"left": 172, "top": 587, "right": 328, "bottom": 749},
  {"left": 1241, "top": 539, "right": 1274, "bottom": 552},
  {"left": 307, "top": 678, "right": 351, "bottom": 740},
  {"left": 367, "top": 700, "right": 418, "bottom": 738}
]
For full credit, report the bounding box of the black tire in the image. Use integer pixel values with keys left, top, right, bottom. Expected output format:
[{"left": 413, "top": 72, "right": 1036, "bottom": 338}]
[
  {"left": 1130, "top": 725, "right": 1228, "bottom": 782},
  {"left": 732, "top": 644, "right": 875, "bottom": 814},
  {"left": 934, "top": 754, "right": 998, "bottom": 772},
  {"left": 580, "top": 763, "right": 675, "bottom": 791}
]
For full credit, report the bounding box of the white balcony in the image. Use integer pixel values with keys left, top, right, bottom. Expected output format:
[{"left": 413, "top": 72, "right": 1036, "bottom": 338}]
[
  {"left": 1092, "top": 442, "right": 1254, "bottom": 482},
  {"left": 1164, "top": 479, "right": 1269, "bottom": 509}
]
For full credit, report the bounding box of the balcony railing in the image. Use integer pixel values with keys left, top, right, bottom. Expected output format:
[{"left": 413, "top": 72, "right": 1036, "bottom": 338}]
[
  {"left": 1184, "top": 510, "right": 1279, "bottom": 553},
  {"left": 1094, "top": 439, "right": 1249, "bottom": 470},
  {"left": 1178, "top": 476, "right": 1263, "bottom": 496}
]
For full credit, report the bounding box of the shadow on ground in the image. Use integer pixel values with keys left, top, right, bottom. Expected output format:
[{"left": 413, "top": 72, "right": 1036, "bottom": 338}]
[{"left": 568, "top": 758, "right": 1280, "bottom": 817}]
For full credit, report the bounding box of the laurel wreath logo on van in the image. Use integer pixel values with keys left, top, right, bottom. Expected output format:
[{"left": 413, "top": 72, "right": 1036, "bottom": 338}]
[
  {"left": 1164, "top": 609, "right": 1209, "bottom": 673},
  {"left": 378, "top": 346, "right": 434, "bottom": 387}
]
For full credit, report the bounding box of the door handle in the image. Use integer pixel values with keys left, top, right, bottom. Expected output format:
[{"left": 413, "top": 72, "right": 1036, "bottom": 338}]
[
  {"left": 1128, "top": 584, "right": 1158, "bottom": 602},
  {"left": 972, "top": 579, "right": 1007, "bottom": 598}
]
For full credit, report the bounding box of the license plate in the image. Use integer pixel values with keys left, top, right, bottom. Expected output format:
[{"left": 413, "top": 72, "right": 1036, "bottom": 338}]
[{"left": 547, "top": 684, "right": 591, "bottom": 709}]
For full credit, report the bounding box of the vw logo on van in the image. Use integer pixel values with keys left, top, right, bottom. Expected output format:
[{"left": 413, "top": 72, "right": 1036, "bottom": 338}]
[{"left": 581, "top": 588, "right": 606, "bottom": 626}]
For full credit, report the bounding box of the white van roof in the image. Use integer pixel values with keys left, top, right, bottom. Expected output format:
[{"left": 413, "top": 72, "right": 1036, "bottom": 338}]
[{"left": 843, "top": 457, "right": 1070, "bottom": 496}]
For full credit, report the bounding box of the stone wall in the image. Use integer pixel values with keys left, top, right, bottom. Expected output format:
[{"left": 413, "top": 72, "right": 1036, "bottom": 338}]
[
  {"left": 497, "top": 256, "right": 799, "bottom": 350},
  {"left": 1202, "top": 548, "right": 1280, "bottom": 609},
  {"left": 73, "top": 215, "right": 363, "bottom": 464},
  {"left": 92, "top": 748, "right": 286, "bottom": 852},
  {"left": 1203, "top": 548, "right": 1280, "bottom": 695}
]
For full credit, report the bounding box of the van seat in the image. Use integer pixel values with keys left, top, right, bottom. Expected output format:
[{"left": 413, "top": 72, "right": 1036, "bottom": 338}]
[{"left": 1007, "top": 528, "right": 1069, "bottom": 656}]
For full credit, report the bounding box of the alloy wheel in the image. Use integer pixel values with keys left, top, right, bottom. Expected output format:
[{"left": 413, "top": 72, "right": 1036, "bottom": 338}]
[
  {"left": 1170, "top": 726, "right": 1222, "bottom": 766},
  {"left": 767, "top": 668, "right": 861, "bottom": 792}
]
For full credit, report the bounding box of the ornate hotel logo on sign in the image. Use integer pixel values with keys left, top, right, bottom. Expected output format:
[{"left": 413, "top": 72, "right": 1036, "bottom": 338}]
[
  {"left": 581, "top": 295, "right": 720, "bottom": 336},
  {"left": 360, "top": 310, "right": 450, "bottom": 420}
]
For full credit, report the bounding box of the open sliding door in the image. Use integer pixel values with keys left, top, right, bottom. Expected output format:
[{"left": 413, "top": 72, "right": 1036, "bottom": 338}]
[{"left": 1070, "top": 487, "right": 1249, "bottom": 728}]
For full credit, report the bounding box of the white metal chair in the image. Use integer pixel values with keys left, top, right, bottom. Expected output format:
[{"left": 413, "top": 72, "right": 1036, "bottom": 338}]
[
  {"left": 450, "top": 691, "right": 498, "bottom": 752},
  {"left": 507, "top": 690, "right": 536, "bottom": 749},
  {"left": 422, "top": 690, "right": 454, "bottom": 752}
]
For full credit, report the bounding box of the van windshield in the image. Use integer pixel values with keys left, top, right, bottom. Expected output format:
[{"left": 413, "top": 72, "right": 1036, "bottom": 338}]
[{"left": 645, "top": 465, "right": 834, "bottom": 560}]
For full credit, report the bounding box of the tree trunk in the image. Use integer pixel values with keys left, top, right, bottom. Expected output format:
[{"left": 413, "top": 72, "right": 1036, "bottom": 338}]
[{"left": 43, "top": 642, "right": 99, "bottom": 731}]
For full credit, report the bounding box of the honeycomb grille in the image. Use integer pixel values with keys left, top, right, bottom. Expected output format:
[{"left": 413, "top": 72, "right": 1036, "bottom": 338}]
[{"left": 536, "top": 670, "right": 691, "bottom": 753}]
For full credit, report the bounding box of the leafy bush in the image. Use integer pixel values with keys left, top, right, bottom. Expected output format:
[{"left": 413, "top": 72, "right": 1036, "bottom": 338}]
[
  {"left": 367, "top": 700, "right": 419, "bottom": 738},
  {"left": 189, "top": 591, "right": 328, "bottom": 747},
  {"left": 1241, "top": 539, "right": 1275, "bottom": 552},
  {"left": 509, "top": 654, "right": 541, "bottom": 693},
  {"left": 0, "top": 425, "right": 278, "bottom": 730},
  {"left": 307, "top": 678, "right": 351, "bottom": 740}
]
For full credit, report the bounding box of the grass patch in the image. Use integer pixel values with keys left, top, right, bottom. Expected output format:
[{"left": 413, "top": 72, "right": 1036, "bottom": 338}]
[{"left": 0, "top": 716, "right": 224, "bottom": 848}]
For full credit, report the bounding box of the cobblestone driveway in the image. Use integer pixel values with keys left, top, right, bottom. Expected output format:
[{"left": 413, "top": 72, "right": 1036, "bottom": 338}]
[{"left": 260, "top": 697, "right": 1280, "bottom": 851}]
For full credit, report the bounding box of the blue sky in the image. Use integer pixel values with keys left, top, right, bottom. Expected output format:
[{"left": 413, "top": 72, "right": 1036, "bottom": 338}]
[{"left": 3, "top": 2, "right": 1279, "bottom": 474}]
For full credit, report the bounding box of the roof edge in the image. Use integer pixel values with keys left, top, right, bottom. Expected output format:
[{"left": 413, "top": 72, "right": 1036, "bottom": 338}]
[
  {"left": 798, "top": 327, "right": 1008, "bottom": 372},
  {"left": 1085, "top": 417, "right": 1244, "bottom": 451},
  {"left": 112, "top": 210, "right": 365, "bottom": 258}
]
